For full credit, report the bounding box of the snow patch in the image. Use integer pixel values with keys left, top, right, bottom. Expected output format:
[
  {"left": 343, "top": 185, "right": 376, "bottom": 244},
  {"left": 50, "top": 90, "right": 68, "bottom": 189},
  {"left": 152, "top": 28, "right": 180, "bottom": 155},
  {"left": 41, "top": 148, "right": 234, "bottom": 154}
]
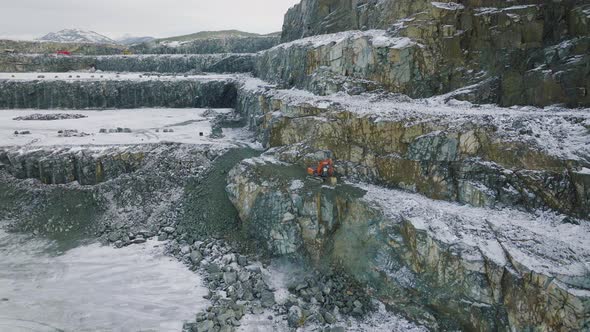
[
  {"left": 0, "top": 108, "right": 251, "bottom": 148},
  {"left": 289, "top": 179, "right": 305, "bottom": 191},
  {"left": 358, "top": 183, "right": 590, "bottom": 281},
  {"left": 238, "top": 76, "right": 590, "bottom": 162},
  {"left": 38, "top": 29, "right": 115, "bottom": 44},
  {"left": 270, "top": 30, "right": 416, "bottom": 51},
  {"left": 431, "top": 2, "right": 465, "bottom": 10}
]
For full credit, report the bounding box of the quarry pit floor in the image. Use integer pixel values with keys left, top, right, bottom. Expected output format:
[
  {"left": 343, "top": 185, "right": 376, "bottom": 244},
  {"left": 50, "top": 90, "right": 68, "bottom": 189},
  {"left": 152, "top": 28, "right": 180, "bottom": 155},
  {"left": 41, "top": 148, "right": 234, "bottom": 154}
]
[{"left": 0, "top": 108, "right": 254, "bottom": 148}]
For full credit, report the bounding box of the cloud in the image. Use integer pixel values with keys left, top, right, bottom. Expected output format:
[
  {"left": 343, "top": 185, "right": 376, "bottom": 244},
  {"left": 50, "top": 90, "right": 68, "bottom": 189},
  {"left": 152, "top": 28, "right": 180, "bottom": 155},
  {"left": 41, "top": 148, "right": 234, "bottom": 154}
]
[{"left": 0, "top": 0, "right": 300, "bottom": 40}]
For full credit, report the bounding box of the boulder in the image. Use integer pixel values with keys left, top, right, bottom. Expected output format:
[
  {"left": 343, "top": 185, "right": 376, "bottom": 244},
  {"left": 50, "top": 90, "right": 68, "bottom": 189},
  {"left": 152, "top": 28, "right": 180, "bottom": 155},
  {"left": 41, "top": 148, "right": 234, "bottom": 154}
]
[
  {"left": 287, "top": 305, "right": 304, "bottom": 328},
  {"left": 190, "top": 251, "right": 203, "bottom": 265}
]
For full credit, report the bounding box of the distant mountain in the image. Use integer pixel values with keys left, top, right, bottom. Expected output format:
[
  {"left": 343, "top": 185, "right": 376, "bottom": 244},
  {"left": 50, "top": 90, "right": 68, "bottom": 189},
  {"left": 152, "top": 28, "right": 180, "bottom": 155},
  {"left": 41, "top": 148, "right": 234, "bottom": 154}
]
[
  {"left": 38, "top": 29, "right": 115, "bottom": 44},
  {"left": 128, "top": 30, "right": 282, "bottom": 54},
  {"left": 117, "top": 35, "right": 155, "bottom": 45}
]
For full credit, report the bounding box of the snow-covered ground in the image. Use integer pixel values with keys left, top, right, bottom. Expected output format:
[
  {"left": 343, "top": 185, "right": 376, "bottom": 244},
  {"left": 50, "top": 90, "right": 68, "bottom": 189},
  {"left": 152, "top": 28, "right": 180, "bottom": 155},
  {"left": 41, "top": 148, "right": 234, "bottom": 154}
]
[
  {"left": 358, "top": 182, "right": 590, "bottom": 285},
  {"left": 0, "top": 108, "right": 256, "bottom": 148},
  {"left": 0, "top": 228, "right": 209, "bottom": 332},
  {"left": 0, "top": 72, "right": 236, "bottom": 82}
]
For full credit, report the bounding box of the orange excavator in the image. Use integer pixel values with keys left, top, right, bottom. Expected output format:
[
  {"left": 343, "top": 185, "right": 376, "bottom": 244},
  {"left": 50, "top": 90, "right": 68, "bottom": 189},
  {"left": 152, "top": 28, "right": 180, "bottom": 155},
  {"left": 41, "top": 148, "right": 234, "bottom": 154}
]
[{"left": 307, "top": 159, "right": 335, "bottom": 178}]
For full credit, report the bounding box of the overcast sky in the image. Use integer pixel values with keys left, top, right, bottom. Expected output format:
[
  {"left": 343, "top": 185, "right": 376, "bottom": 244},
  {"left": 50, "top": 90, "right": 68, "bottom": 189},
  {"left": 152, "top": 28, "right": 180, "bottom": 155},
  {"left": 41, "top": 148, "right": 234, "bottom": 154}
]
[{"left": 0, "top": 0, "right": 301, "bottom": 40}]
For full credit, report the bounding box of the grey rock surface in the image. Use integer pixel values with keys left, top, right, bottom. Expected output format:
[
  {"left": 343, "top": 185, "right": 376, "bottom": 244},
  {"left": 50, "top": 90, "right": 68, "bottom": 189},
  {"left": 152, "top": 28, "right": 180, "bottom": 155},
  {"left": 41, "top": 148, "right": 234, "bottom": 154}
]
[
  {"left": 0, "top": 76, "right": 238, "bottom": 109},
  {"left": 0, "top": 54, "right": 256, "bottom": 74},
  {"left": 277, "top": 1, "right": 590, "bottom": 107},
  {"left": 226, "top": 155, "right": 590, "bottom": 331}
]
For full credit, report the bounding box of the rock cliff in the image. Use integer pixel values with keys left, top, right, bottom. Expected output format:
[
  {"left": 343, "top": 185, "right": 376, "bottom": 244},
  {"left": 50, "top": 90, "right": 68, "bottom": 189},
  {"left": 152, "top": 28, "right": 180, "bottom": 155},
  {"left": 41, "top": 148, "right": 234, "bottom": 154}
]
[
  {"left": 0, "top": 1, "right": 588, "bottom": 331},
  {"left": 277, "top": 1, "right": 590, "bottom": 107},
  {"left": 235, "top": 80, "right": 590, "bottom": 219},
  {"left": 0, "top": 74, "right": 238, "bottom": 109},
  {"left": 0, "top": 54, "right": 255, "bottom": 73},
  {"left": 0, "top": 144, "right": 220, "bottom": 236},
  {"left": 226, "top": 155, "right": 590, "bottom": 331},
  {"left": 227, "top": 75, "right": 590, "bottom": 330}
]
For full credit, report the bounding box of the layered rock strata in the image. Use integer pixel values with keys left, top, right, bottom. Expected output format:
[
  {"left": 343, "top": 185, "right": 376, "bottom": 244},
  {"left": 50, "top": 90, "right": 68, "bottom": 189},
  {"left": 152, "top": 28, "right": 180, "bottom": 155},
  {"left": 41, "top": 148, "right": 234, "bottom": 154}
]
[
  {"left": 0, "top": 54, "right": 255, "bottom": 74},
  {"left": 226, "top": 155, "right": 590, "bottom": 331},
  {"left": 0, "top": 144, "right": 222, "bottom": 236},
  {"left": 235, "top": 79, "right": 590, "bottom": 219},
  {"left": 277, "top": 1, "right": 590, "bottom": 107},
  {"left": 0, "top": 74, "right": 238, "bottom": 109}
]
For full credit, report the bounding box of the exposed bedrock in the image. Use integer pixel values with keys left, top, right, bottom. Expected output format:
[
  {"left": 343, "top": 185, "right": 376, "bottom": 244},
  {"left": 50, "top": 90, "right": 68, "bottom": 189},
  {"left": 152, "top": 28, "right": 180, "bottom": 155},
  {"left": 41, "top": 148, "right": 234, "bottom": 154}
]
[
  {"left": 0, "top": 54, "right": 256, "bottom": 74},
  {"left": 281, "top": 0, "right": 587, "bottom": 42},
  {"left": 226, "top": 156, "right": 590, "bottom": 331},
  {"left": 275, "top": 1, "right": 590, "bottom": 107},
  {"left": 130, "top": 35, "right": 281, "bottom": 55},
  {"left": 0, "top": 144, "right": 234, "bottom": 239},
  {"left": 0, "top": 147, "right": 147, "bottom": 185},
  {"left": 236, "top": 82, "right": 590, "bottom": 219},
  {"left": 0, "top": 77, "right": 237, "bottom": 109},
  {"left": 256, "top": 30, "right": 434, "bottom": 98}
]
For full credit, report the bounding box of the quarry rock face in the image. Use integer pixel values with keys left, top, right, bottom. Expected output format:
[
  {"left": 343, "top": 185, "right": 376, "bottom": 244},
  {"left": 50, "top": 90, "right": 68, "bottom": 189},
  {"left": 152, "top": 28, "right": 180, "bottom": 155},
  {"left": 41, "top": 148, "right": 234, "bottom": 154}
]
[
  {"left": 0, "top": 54, "right": 256, "bottom": 73},
  {"left": 0, "top": 2, "right": 589, "bottom": 331},
  {"left": 229, "top": 77, "right": 590, "bottom": 330},
  {"left": 0, "top": 147, "right": 147, "bottom": 185},
  {"left": 0, "top": 76, "right": 238, "bottom": 109},
  {"left": 226, "top": 156, "right": 590, "bottom": 331},
  {"left": 256, "top": 31, "right": 429, "bottom": 98},
  {"left": 277, "top": 1, "right": 590, "bottom": 107},
  {"left": 236, "top": 82, "right": 590, "bottom": 219},
  {"left": 0, "top": 144, "right": 225, "bottom": 237}
]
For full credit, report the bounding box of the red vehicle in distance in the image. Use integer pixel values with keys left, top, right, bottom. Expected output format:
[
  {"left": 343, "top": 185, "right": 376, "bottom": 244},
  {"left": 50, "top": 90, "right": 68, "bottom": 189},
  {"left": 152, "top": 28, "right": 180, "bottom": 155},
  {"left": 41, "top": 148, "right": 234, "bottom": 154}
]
[{"left": 56, "top": 50, "right": 72, "bottom": 56}]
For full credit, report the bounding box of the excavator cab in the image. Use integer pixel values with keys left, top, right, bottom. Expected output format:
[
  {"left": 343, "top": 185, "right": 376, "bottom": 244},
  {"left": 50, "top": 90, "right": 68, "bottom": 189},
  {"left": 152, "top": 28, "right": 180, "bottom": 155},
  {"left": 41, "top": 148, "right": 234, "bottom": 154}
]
[{"left": 307, "top": 159, "right": 336, "bottom": 184}]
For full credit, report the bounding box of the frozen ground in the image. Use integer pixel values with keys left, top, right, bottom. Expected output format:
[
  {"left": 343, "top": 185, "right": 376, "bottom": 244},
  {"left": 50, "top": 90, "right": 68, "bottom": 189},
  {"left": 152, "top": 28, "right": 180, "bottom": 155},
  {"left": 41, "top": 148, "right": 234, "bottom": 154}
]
[
  {"left": 0, "top": 72, "right": 236, "bottom": 82},
  {"left": 0, "top": 108, "right": 256, "bottom": 148},
  {"left": 0, "top": 228, "right": 209, "bottom": 332}
]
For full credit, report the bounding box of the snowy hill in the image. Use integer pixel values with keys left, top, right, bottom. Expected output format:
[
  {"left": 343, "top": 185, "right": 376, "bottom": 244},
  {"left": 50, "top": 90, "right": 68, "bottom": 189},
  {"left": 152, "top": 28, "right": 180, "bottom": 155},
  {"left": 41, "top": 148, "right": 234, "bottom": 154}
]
[
  {"left": 38, "top": 29, "right": 115, "bottom": 44},
  {"left": 157, "top": 30, "right": 280, "bottom": 43},
  {"left": 117, "top": 35, "right": 155, "bottom": 45}
]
